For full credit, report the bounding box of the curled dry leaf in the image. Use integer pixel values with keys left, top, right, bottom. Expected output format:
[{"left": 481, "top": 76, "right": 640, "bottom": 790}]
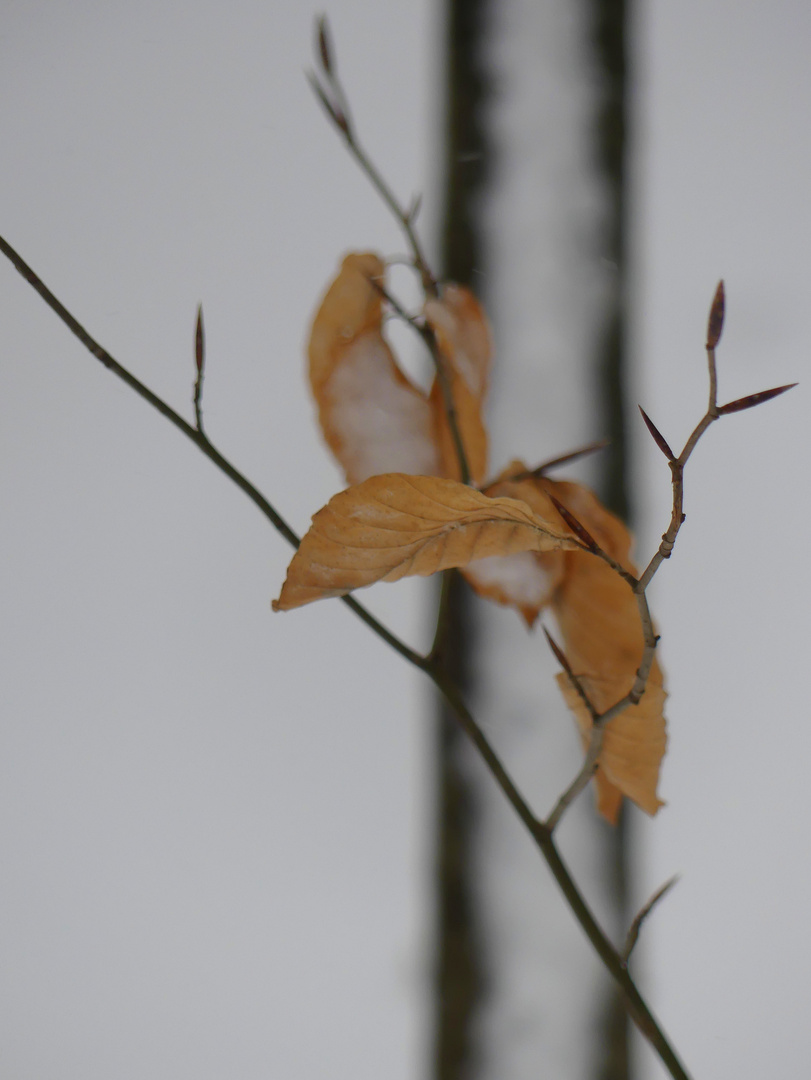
[
  {"left": 557, "top": 671, "right": 666, "bottom": 822},
  {"left": 308, "top": 252, "right": 439, "bottom": 483},
  {"left": 464, "top": 461, "right": 572, "bottom": 626},
  {"left": 273, "top": 473, "right": 582, "bottom": 611},
  {"left": 307, "top": 254, "right": 492, "bottom": 486},
  {"left": 467, "top": 462, "right": 666, "bottom": 821},
  {"left": 550, "top": 483, "right": 666, "bottom": 822},
  {"left": 424, "top": 284, "right": 491, "bottom": 484}
]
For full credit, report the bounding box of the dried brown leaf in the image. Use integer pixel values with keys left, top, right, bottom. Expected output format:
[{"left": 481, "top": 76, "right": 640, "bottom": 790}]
[
  {"left": 471, "top": 462, "right": 667, "bottom": 820},
  {"left": 308, "top": 252, "right": 439, "bottom": 483},
  {"left": 273, "top": 473, "right": 581, "bottom": 611},
  {"left": 549, "top": 486, "right": 666, "bottom": 821},
  {"left": 463, "top": 462, "right": 567, "bottom": 625},
  {"left": 557, "top": 669, "right": 666, "bottom": 823},
  {"left": 424, "top": 284, "right": 491, "bottom": 483}
]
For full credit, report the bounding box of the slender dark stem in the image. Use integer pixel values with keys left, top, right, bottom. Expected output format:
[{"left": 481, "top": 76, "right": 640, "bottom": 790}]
[
  {"left": 308, "top": 56, "right": 437, "bottom": 297},
  {"left": 427, "top": 661, "right": 690, "bottom": 1080},
  {"left": 0, "top": 233, "right": 424, "bottom": 670}
]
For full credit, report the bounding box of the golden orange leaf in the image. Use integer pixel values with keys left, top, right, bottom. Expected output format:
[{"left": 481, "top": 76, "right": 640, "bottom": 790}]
[
  {"left": 424, "top": 284, "right": 491, "bottom": 483},
  {"left": 462, "top": 462, "right": 566, "bottom": 625},
  {"left": 308, "top": 252, "right": 439, "bottom": 483},
  {"left": 557, "top": 670, "right": 666, "bottom": 823},
  {"left": 273, "top": 473, "right": 582, "bottom": 611},
  {"left": 547, "top": 484, "right": 667, "bottom": 822},
  {"left": 465, "top": 461, "right": 667, "bottom": 821}
]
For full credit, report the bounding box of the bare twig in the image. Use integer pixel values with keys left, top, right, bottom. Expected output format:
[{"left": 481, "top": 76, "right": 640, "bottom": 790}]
[
  {"left": 548, "top": 279, "right": 795, "bottom": 832},
  {"left": 0, "top": 233, "right": 425, "bottom": 672},
  {"left": 623, "top": 875, "right": 680, "bottom": 965},
  {"left": 309, "top": 17, "right": 436, "bottom": 297},
  {"left": 480, "top": 439, "right": 609, "bottom": 490},
  {"left": 542, "top": 627, "right": 605, "bottom": 831}
]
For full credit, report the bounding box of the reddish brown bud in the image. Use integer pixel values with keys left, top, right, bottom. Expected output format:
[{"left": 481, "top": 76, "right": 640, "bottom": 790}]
[
  {"left": 547, "top": 492, "right": 600, "bottom": 553},
  {"left": 531, "top": 439, "right": 609, "bottom": 477},
  {"left": 195, "top": 304, "right": 204, "bottom": 374},
  {"left": 316, "top": 16, "right": 333, "bottom": 75},
  {"left": 542, "top": 626, "right": 571, "bottom": 674},
  {"left": 638, "top": 406, "right": 675, "bottom": 461},
  {"left": 718, "top": 382, "right": 797, "bottom": 415},
  {"left": 706, "top": 280, "right": 725, "bottom": 350}
]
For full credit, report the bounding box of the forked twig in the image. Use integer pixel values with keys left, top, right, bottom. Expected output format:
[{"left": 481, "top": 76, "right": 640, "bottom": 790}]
[
  {"left": 545, "top": 280, "right": 796, "bottom": 830},
  {"left": 310, "top": 16, "right": 436, "bottom": 298}
]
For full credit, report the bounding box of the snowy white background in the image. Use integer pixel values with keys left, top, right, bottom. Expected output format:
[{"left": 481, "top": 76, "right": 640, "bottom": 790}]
[{"left": 0, "top": 2, "right": 808, "bottom": 1079}]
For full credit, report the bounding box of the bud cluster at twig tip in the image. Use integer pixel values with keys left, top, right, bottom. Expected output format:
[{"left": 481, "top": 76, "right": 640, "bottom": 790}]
[{"left": 706, "top": 279, "right": 725, "bottom": 350}]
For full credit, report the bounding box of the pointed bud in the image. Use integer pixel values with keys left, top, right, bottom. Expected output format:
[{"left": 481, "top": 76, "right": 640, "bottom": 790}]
[
  {"left": 195, "top": 304, "right": 205, "bottom": 374},
  {"left": 638, "top": 406, "right": 675, "bottom": 461},
  {"left": 718, "top": 382, "right": 797, "bottom": 415},
  {"left": 317, "top": 15, "right": 333, "bottom": 75},
  {"left": 547, "top": 492, "right": 600, "bottom": 553},
  {"left": 706, "top": 280, "right": 725, "bottom": 350},
  {"left": 531, "top": 439, "right": 609, "bottom": 477},
  {"left": 542, "top": 626, "right": 571, "bottom": 674}
]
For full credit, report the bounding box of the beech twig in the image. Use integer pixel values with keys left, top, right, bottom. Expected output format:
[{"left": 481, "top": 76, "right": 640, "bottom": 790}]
[
  {"left": 310, "top": 16, "right": 436, "bottom": 298},
  {"left": 546, "top": 279, "right": 795, "bottom": 831},
  {"left": 0, "top": 228, "right": 692, "bottom": 1080}
]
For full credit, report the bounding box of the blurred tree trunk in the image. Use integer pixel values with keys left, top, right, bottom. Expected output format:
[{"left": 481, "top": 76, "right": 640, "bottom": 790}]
[{"left": 433, "top": 1, "right": 633, "bottom": 1078}]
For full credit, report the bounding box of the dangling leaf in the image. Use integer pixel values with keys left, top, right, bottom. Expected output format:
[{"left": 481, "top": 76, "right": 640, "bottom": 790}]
[
  {"left": 273, "top": 473, "right": 582, "bottom": 611},
  {"left": 547, "top": 482, "right": 667, "bottom": 822},
  {"left": 463, "top": 462, "right": 566, "bottom": 625},
  {"left": 308, "top": 252, "right": 439, "bottom": 483},
  {"left": 424, "top": 284, "right": 491, "bottom": 483},
  {"left": 557, "top": 669, "right": 666, "bottom": 823}
]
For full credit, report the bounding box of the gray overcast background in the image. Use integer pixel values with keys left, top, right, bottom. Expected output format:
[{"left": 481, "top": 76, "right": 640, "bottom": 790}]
[{"left": 0, "top": 2, "right": 809, "bottom": 1078}]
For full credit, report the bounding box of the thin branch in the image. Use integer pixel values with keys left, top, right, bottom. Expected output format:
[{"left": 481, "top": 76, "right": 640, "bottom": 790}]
[
  {"left": 427, "top": 662, "right": 691, "bottom": 1079},
  {"left": 623, "top": 875, "right": 680, "bottom": 965},
  {"left": 547, "top": 280, "right": 795, "bottom": 832},
  {"left": 0, "top": 233, "right": 425, "bottom": 671},
  {"left": 309, "top": 17, "right": 436, "bottom": 298},
  {"left": 542, "top": 627, "right": 605, "bottom": 831}
]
